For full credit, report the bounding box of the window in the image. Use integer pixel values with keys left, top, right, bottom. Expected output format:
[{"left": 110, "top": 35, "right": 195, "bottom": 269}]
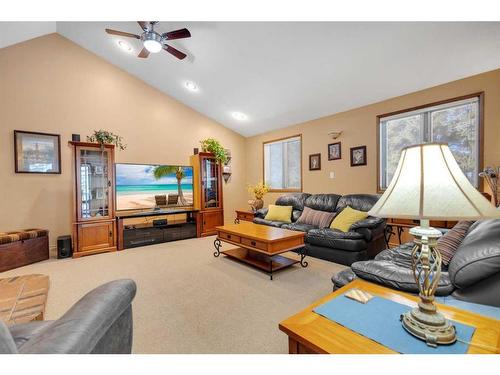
[
  {"left": 263, "top": 135, "right": 302, "bottom": 191},
  {"left": 378, "top": 94, "right": 482, "bottom": 190}
]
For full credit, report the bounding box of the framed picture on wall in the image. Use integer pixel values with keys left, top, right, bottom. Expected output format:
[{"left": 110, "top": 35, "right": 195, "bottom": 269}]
[
  {"left": 350, "top": 145, "right": 367, "bottom": 167},
  {"left": 328, "top": 142, "right": 341, "bottom": 160},
  {"left": 14, "top": 130, "right": 61, "bottom": 174},
  {"left": 309, "top": 153, "right": 321, "bottom": 170}
]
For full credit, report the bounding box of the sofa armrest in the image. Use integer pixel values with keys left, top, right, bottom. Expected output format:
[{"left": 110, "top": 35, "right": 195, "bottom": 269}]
[
  {"left": 350, "top": 216, "right": 385, "bottom": 230},
  {"left": 254, "top": 208, "right": 268, "bottom": 219},
  {"left": 0, "top": 321, "right": 18, "bottom": 354},
  {"left": 18, "top": 279, "right": 136, "bottom": 354}
]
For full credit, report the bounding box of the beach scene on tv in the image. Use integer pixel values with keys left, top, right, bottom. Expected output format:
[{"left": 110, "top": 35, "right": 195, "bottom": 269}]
[{"left": 116, "top": 164, "right": 193, "bottom": 211}]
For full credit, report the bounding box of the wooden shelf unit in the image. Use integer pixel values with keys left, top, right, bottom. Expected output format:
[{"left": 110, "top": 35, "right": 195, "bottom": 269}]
[
  {"left": 190, "top": 152, "right": 224, "bottom": 236},
  {"left": 69, "top": 141, "right": 117, "bottom": 258}
]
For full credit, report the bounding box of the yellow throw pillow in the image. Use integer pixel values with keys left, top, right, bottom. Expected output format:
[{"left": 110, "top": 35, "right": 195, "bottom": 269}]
[
  {"left": 330, "top": 206, "right": 368, "bottom": 232},
  {"left": 264, "top": 205, "right": 293, "bottom": 223}
]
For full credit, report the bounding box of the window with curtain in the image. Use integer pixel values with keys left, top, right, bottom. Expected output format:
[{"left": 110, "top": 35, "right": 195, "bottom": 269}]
[
  {"left": 378, "top": 95, "right": 482, "bottom": 190},
  {"left": 263, "top": 135, "right": 302, "bottom": 191}
]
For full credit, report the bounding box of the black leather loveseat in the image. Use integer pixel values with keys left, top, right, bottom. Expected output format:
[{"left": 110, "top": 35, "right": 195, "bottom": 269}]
[
  {"left": 253, "top": 193, "right": 386, "bottom": 266},
  {"left": 332, "top": 220, "right": 500, "bottom": 308}
]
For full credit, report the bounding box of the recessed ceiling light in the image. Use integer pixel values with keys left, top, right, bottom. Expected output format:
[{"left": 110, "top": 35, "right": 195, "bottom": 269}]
[
  {"left": 232, "top": 112, "right": 248, "bottom": 121},
  {"left": 117, "top": 40, "right": 132, "bottom": 52},
  {"left": 184, "top": 81, "right": 199, "bottom": 92}
]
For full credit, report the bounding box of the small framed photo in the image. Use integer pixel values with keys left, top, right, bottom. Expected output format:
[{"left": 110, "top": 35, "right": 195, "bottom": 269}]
[
  {"left": 14, "top": 130, "right": 61, "bottom": 174},
  {"left": 309, "top": 153, "right": 321, "bottom": 171},
  {"left": 350, "top": 146, "right": 367, "bottom": 167},
  {"left": 328, "top": 142, "right": 341, "bottom": 160}
]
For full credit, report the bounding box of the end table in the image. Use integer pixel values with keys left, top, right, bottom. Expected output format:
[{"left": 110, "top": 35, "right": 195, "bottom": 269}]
[{"left": 234, "top": 209, "right": 256, "bottom": 224}]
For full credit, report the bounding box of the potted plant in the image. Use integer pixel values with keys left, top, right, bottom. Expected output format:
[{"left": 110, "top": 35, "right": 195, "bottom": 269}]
[
  {"left": 87, "top": 130, "right": 126, "bottom": 151},
  {"left": 247, "top": 182, "right": 270, "bottom": 212},
  {"left": 199, "top": 138, "right": 228, "bottom": 164}
]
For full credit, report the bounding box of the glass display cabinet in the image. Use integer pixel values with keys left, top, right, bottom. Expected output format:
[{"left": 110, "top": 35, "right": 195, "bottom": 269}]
[
  {"left": 190, "top": 152, "right": 224, "bottom": 236},
  {"left": 70, "top": 142, "right": 116, "bottom": 257}
]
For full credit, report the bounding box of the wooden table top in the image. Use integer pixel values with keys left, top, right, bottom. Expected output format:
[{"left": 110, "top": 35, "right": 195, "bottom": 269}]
[
  {"left": 279, "top": 279, "right": 500, "bottom": 354},
  {"left": 216, "top": 221, "right": 305, "bottom": 243}
]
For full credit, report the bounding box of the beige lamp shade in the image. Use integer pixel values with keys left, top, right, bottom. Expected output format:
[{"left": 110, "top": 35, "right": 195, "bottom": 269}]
[{"left": 369, "top": 143, "right": 499, "bottom": 220}]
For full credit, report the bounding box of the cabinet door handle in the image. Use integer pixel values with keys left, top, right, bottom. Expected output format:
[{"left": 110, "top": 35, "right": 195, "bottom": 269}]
[
  {"left": 227, "top": 234, "right": 231, "bottom": 239},
  {"left": 109, "top": 230, "right": 113, "bottom": 237},
  {"left": 251, "top": 241, "right": 256, "bottom": 246},
  {"left": 108, "top": 180, "right": 112, "bottom": 187}
]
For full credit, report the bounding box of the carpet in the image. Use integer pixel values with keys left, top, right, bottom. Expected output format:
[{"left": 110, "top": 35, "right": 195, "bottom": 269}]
[{"left": 0, "top": 236, "right": 345, "bottom": 353}]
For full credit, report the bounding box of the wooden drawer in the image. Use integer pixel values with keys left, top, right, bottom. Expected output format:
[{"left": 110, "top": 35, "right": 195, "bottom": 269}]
[
  {"left": 219, "top": 232, "right": 241, "bottom": 243},
  {"left": 241, "top": 237, "right": 268, "bottom": 251},
  {"left": 237, "top": 212, "right": 255, "bottom": 221}
]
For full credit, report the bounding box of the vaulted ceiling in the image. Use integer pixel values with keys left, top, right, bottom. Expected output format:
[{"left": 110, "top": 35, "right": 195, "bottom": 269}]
[{"left": 3, "top": 22, "right": 500, "bottom": 136}]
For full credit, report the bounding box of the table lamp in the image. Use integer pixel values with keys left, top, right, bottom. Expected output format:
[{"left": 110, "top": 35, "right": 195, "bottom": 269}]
[{"left": 369, "top": 143, "right": 499, "bottom": 346}]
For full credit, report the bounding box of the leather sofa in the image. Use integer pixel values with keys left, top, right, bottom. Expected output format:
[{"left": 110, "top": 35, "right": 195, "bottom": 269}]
[
  {"left": 0, "top": 279, "right": 137, "bottom": 354},
  {"left": 332, "top": 220, "right": 500, "bottom": 308},
  {"left": 254, "top": 193, "right": 386, "bottom": 265}
]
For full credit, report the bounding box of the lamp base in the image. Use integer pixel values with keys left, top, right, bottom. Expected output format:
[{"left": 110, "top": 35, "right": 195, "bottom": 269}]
[
  {"left": 403, "top": 223, "right": 457, "bottom": 347},
  {"left": 401, "top": 306, "right": 457, "bottom": 347}
]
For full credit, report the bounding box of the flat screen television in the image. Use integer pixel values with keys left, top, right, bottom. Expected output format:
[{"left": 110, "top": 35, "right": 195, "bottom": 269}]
[{"left": 115, "top": 163, "right": 194, "bottom": 211}]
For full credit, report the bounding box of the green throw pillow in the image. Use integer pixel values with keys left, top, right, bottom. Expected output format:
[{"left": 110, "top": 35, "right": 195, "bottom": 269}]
[
  {"left": 330, "top": 206, "right": 368, "bottom": 232},
  {"left": 264, "top": 205, "right": 293, "bottom": 223}
]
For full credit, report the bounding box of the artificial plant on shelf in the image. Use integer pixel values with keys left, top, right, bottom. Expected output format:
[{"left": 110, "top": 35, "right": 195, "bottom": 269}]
[
  {"left": 87, "top": 130, "right": 127, "bottom": 151},
  {"left": 199, "top": 138, "right": 228, "bottom": 164},
  {"left": 247, "top": 182, "right": 270, "bottom": 212}
]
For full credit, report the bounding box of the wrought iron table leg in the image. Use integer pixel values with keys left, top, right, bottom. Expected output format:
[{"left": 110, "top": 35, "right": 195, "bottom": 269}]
[
  {"left": 234, "top": 218, "right": 240, "bottom": 224},
  {"left": 269, "top": 256, "right": 273, "bottom": 280},
  {"left": 397, "top": 226, "right": 404, "bottom": 244},
  {"left": 213, "top": 238, "right": 222, "bottom": 257},
  {"left": 384, "top": 225, "right": 395, "bottom": 247},
  {"left": 298, "top": 247, "right": 308, "bottom": 268}
]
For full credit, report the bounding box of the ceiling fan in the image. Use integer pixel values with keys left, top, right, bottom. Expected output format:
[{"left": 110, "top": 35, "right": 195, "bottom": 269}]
[{"left": 105, "top": 21, "right": 191, "bottom": 60}]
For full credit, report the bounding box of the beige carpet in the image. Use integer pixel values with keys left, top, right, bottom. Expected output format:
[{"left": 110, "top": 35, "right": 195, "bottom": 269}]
[{"left": 1, "top": 236, "right": 346, "bottom": 353}]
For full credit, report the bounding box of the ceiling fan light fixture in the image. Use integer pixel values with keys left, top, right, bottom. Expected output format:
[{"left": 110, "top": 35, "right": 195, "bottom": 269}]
[{"left": 143, "top": 33, "right": 162, "bottom": 53}]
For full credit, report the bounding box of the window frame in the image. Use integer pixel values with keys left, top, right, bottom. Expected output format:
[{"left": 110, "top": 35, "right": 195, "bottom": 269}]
[
  {"left": 376, "top": 92, "right": 484, "bottom": 193},
  {"left": 262, "top": 134, "right": 303, "bottom": 193}
]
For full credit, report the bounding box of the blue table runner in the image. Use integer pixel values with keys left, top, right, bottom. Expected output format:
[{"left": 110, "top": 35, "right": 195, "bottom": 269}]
[{"left": 313, "top": 294, "right": 475, "bottom": 354}]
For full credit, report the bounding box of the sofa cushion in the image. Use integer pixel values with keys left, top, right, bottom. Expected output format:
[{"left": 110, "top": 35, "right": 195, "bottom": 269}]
[
  {"left": 306, "top": 228, "right": 366, "bottom": 252},
  {"left": 281, "top": 223, "right": 318, "bottom": 232},
  {"left": 296, "top": 207, "right": 336, "bottom": 229},
  {"left": 437, "top": 221, "right": 474, "bottom": 265},
  {"left": 253, "top": 217, "right": 285, "bottom": 228},
  {"left": 304, "top": 194, "right": 341, "bottom": 213},
  {"left": 351, "top": 260, "right": 454, "bottom": 296},
  {"left": 264, "top": 205, "right": 293, "bottom": 223},
  {"left": 336, "top": 194, "right": 380, "bottom": 212},
  {"left": 275, "top": 193, "right": 311, "bottom": 211},
  {"left": 330, "top": 206, "right": 368, "bottom": 232},
  {"left": 448, "top": 219, "right": 500, "bottom": 289}
]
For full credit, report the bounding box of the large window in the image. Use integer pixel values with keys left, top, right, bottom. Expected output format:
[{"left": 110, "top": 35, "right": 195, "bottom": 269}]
[
  {"left": 263, "top": 135, "right": 302, "bottom": 191},
  {"left": 378, "top": 94, "right": 482, "bottom": 191}
]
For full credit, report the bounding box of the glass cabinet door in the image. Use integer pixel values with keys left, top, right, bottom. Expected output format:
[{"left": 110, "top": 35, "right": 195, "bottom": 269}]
[
  {"left": 201, "top": 157, "right": 220, "bottom": 209},
  {"left": 78, "top": 148, "right": 111, "bottom": 219}
]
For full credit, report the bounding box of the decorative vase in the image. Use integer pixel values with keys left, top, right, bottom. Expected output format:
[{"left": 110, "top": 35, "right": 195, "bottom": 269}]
[{"left": 250, "top": 198, "right": 264, "bottom": 212}]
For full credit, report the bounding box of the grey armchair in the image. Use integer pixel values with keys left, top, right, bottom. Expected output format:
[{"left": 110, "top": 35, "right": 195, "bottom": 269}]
[{"left": 0, "top": 279, "right": 137, "bottom": 354}]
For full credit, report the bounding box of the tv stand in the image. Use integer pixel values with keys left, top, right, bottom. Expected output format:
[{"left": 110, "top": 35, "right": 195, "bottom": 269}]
[{"left": 116, "top": 209, "right": 199, "bottom": 250}]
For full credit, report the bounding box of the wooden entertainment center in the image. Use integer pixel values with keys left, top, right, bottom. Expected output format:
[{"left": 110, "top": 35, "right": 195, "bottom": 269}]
[{"left": 70, "top": 145, "right": 224, "bottom": 257}]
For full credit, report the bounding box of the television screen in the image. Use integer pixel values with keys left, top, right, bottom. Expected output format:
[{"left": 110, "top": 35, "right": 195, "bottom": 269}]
[{"left": 115, "top": 163, "right": 193, "bottom": 211}]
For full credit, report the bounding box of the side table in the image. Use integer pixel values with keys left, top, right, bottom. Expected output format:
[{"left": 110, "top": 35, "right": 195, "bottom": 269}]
[{"left": 234, "top": 209, "right": 256, "bottom": 224}]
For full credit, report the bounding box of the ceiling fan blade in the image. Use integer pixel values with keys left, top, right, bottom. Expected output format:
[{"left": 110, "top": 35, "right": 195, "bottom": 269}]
[
  {"left": 137, "top": 21, "right": 148, "bottom": 31},
  {"left": 105, "top": 29, "right": 140, "bottom": 39},
  {"left": 163, "top": 44, "right": 187, "bottom": 60},
  {"left": 138, "top": 47, "right": 150, "bottom": 58},
  {"left": 163, "top": 28, "right": 191, "bottom": 40}
]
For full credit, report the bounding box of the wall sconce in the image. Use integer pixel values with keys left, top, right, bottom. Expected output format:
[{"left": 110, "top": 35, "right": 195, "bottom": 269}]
[{"left": 328, "top": 130, "right": 343, "bottom": 139}]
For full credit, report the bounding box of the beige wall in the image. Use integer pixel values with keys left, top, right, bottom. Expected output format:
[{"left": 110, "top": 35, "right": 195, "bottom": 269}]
[
  {"left": 0, "top": 34, "right": 246, "bottom": 251},
  {"left": 245, "top": 68, "right": 500, "bottom": 206}
]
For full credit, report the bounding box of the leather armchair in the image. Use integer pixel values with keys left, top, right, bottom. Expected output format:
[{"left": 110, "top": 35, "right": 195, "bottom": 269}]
[
  {"left": 332, "top": 220, "right": 500, "bottom": 308},
  {"left": 1, "top": 279, "right": 137, "bottom": 354}
]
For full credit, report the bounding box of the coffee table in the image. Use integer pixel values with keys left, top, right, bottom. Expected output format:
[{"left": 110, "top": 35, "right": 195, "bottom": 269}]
[
  {"left": 214, "top": 222, "right": 307, "bottom": 280},
  {"left": 279, "top": 279, "right": 500, "bottom": 354}
]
